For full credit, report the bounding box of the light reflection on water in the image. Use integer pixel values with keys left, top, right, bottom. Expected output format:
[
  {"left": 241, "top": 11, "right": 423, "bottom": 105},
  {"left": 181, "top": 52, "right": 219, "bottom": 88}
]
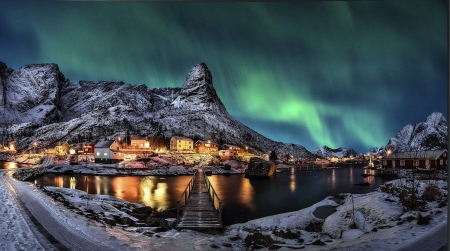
[
  {"left": 32, "top": 164, "right": 388, "bottom": 226},
  {"left": 0, "top": 161, "right": 32, "bottom": 170}
]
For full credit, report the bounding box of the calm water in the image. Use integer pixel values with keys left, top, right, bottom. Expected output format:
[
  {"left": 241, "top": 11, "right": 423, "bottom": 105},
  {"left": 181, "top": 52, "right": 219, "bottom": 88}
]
[
  {"left": 0, "top": 160, "right": 32, "bottom": 169},
  {"left": 31, "top": 164, "right": 389, "bottom": 226}
]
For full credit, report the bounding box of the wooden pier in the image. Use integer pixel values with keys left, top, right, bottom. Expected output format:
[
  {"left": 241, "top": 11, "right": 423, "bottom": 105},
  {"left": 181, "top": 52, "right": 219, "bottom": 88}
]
[{"left": 176, "top": 169, "right": 223, "bottom": 230}]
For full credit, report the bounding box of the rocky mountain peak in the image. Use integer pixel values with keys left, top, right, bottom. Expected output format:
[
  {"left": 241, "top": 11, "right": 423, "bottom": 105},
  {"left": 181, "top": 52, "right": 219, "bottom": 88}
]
[
  {"left": 425, "top": 112, "right": 446, "bottom": 126},
  {"left": 386, "top": 112, "right": 448, "bottom": 152},
  {"left": 183, "top": 62, "right": 212, "bottom": 87},
  {"left": 171, "top": 62, "right": 227, "bottom": 113},
  {"left": 0, "top": 61, "right": 14, "bottom": 80},
  {"left": 0, "top": 63, "right": 70, "bottom": 126}
]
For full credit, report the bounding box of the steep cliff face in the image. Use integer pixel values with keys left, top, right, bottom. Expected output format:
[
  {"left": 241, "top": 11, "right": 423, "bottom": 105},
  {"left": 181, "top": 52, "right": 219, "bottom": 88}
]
[
  {"left": 386, "top": 112, "right": 448, "bottom": 152},
  {"left": 171, "top": 62, "right": 227, "bottom": 114},
  {"left": 0, "top": 63, "right": 70, "bottom": 126},
  {"left": 0, "top": 61, "right": 313, "bottom": 159}
]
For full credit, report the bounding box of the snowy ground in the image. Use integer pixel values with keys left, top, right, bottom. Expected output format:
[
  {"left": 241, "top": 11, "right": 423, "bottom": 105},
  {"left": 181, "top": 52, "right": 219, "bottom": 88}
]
[{"left": 1, "top": 165, "right": 448, "bottom": 250}]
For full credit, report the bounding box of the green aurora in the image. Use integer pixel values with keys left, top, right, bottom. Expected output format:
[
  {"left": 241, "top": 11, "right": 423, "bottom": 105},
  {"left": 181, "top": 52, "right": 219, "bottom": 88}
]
[{"left": 0, "top": 1, "right": 447, "bottom": 153}]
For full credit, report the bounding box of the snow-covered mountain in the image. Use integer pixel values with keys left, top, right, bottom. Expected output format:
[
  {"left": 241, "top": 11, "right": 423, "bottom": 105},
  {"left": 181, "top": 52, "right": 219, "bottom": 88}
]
[
  {"left": 0, "top": 61, "right": 313, "bottom": 158},
  {"left": 386, "top": 112, "right": 448, "bottom": 152},
  {"left": 313, "top": 145, "right": 357, "bottom": 158}
]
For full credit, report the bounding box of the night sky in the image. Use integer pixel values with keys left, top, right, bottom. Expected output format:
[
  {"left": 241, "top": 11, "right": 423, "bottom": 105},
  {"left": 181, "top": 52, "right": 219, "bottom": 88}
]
[{"left": 1, "top": 1, "right": 447, "bottom": 154}]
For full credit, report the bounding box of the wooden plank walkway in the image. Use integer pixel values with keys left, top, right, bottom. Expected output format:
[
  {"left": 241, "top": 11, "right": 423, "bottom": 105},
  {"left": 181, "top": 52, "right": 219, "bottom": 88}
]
[{"left": 176, "top": 169, "right": 222, "bottom": 230}]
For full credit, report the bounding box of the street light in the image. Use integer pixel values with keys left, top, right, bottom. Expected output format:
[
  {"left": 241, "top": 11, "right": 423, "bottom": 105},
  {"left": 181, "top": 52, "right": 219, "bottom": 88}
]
[
  {"left": 33, "top": 141, "right": 37, "bottom": 154},
  {"left": 386, "top": 149, "right": 392, "bottom": 168}
]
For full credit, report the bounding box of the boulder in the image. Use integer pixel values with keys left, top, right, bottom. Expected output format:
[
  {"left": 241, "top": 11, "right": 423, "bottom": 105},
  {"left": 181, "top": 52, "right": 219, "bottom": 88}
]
[
  {"left": 132, "top": 206, "right": 153, "bottom": 214},
  {"left": 245, "top": 157, "right": 276, "bottom": 177}
]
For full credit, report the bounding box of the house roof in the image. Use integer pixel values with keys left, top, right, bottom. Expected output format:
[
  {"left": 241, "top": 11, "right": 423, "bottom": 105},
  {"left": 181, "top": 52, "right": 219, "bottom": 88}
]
[
  {"left": 195, "top": 140, "right": 218, "bottom": 146},
  {"left": 222, "top": 144, "right": 241, "bottom": 149},
  {"left": 130, "top": 135, "right": 148, "bottom": 140},
  {"left": 384, "top": 149, "right": 447, "bottom": 160},
  {"left": 171, "top": 136, "right": 193, "bottom": 142},
  {"left": 95, "top": 140, "right": 115, "bottom": 148}
]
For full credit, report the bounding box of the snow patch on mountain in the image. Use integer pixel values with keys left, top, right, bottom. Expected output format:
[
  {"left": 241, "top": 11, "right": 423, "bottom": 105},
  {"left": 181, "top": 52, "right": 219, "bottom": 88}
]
[
  {"left": 313, "top": 145, "right": 357, "bottom": 158},
  {"left": 0, "top": 61, "right": 313, "bottom": 159},
  {"left": 386, "top": 112, "right": 447, "bottom": 152}
]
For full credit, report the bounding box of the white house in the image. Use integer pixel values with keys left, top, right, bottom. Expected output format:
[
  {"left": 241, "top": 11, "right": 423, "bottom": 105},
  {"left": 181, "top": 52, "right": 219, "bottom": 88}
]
[{"left": 94, "top": 140, "right": 123, "bottom": 164}]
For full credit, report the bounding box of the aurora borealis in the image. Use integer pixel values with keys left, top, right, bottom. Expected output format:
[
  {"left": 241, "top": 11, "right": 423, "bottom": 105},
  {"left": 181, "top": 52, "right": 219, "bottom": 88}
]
[{"left": 1, "top": 1, "right": 447, "bottom": 153}]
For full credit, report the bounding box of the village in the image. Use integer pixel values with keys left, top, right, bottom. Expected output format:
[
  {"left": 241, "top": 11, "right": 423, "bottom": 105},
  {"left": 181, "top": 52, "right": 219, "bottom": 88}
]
[{"left": 0, "top": 134, "right": 447, "bottom": 176}]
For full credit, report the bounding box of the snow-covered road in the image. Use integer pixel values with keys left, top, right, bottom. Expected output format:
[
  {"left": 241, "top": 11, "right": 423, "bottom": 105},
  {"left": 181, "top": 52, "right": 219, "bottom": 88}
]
[
  {"left": 0, "top": 170, "right": 53, "bottom": 250},
  {"left": 1, "top": 170, "right": 135, "bottom": 251}
]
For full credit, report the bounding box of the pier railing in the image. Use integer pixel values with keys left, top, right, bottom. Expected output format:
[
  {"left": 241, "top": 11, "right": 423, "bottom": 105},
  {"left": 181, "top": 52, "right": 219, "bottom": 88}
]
[
  {"left": 176, "top": 169, "right": 197, "bottom": 222},
  {"left": 203, "top": 171, "right": 222, "bottom": 224}
]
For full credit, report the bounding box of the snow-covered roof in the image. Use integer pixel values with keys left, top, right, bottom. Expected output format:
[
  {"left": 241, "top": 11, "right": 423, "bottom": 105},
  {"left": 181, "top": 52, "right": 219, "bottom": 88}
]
[
  {"left": 222, "top": 144, "right": 241, "bottom": 149},
  {"left": 94, "top": 140, "right": 115, "bottom": 148},
  {"left": 130, "top": 135, "right": 147, "bottom": 140},
  {"left": 195, "top": 140, "right": 218, "bottom": 146},
  {"left": 171, "top": 136, "right": 193, "bottom": 142},
  {"left": 385, "top": 149, "right": 447, "bottom": 160}
]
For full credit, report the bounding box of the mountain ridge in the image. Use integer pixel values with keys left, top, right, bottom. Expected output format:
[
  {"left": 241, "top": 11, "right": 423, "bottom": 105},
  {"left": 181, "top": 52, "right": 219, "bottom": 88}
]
[
  {"left": 0, "top": 61, "right": 313, "bottom": 159},
  {"left": 386, "top": 112, "right": 448, "bottom": 152}
]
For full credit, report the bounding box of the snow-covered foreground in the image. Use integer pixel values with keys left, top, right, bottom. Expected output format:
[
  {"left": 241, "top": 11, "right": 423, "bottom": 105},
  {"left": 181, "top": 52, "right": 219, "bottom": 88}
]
[{"left": 0, "top": 168, "right": 448, "bottom": 250}]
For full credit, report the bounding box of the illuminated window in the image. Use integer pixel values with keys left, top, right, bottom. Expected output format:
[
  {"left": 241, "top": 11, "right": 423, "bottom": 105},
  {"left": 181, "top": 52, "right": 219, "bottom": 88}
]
[
  {"left": 96, "top": 152, "right": 100, "bottom": 156},
  {"left": 104, "top": 152, "right": 108, "bottom": 156}
]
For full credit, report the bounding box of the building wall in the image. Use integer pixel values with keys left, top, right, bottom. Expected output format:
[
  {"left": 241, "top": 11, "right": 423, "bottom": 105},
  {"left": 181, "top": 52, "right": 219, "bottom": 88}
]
[
  {"left": 382, "top": 152, "right": 447, "bottom": 170},
  {"left": 94, "top": 148, "right": 123, "bottom": 163},
  {"left": 130, "top": 139, "right": 149, "bottom": 149},
  {"left": 170, "top": 138, "right": 193, "bottom": 151},
  {"left": 196, "top": 143, "right": 218, "bottom": 153}
]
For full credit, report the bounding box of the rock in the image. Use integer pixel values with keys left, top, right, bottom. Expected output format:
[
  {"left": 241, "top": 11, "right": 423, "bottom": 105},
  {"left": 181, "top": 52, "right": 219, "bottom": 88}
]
[
  {"left": 102, "top": 217, "right": 116, "bottom": 226},
  {"left": 245, "top": 157, "right": 276, "bottom": 177},
  {"left": 132, "top": 206, "right": 152, "bottom": 214},
  {"left": 222, "top": 164, "right": 231, "bottom": 170}
]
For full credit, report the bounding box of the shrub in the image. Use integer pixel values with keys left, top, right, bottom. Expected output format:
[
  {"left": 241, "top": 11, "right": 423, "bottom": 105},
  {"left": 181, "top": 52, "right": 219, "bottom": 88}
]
[
  {"left": 417, "top": 213, "right": 430, "bottom": 225},
  {"left": 245, "top": 232, "right": 274, "bottom": 249},
  {"left": 422, "top": 184, "right": 442, "bottom": 201}
]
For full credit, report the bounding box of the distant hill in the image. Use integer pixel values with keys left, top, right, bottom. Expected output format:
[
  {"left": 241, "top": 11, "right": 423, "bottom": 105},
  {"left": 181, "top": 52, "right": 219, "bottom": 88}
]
[
  {"left": 313, "top": 145, "right": 357, "bottom": 158},
  {"left": 0, "top": 61, "right": 313, "bottom": 159}
]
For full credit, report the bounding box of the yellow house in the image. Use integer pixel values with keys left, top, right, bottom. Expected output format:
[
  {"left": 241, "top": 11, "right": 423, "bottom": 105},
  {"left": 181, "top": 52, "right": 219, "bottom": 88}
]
[
  {"left": 55, "top": 142, "right": 70, "bottom": 155},
  {"left": 130, "top": 135, "right": 150, "bottom": 149},
  {"left": 170, "top": 136, "right": 194, "bottom": 151}
]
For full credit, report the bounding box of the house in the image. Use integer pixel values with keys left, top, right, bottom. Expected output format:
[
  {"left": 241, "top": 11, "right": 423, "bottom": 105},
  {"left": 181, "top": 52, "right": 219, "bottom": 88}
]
[
  {"left": 219, "top": 149, "right": 238, "bottom": 160},
  {"left": 130, "top": 135, "right": 150, "bottom": 149},
  {"left": 220, "top": 144, "right": 242, "bottom": 153},
  {"left": 170, "top": 136, "right": 194, "bottom": 151},
  {"left": 81, "top": 143, "right": 96, "bottom": 154},
  {"left": 55, "top": 142, "right": 70, "bottom": 155},
  {"left": 195, "top": 140, "right": 219, "bottom": 154},
  {"left": 94, "top": 140, "right": 123, "bottom": 164},
  {"left": 381, "top": 149, "right": 447, "bottom": 170}
]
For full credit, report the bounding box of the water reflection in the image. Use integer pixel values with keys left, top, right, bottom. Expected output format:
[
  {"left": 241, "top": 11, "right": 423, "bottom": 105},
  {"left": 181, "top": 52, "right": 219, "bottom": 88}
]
[
  {"left": 140, "top": 177, "right": 170, "bottom": 209},
  {"left": 0, "top": 161, "right": 32, "bottom": 170},
  {"left": 32, "top": 165, "right": 385, "bottom": 226},
  {"left": 6, "top": 162, "right": 17, "bottom": 169},
  {"left": 290, "top": 167, "right": 295, "bottom": 192},
  {"left": 70, "top": 177, "right": 76, "bottom": 189}
]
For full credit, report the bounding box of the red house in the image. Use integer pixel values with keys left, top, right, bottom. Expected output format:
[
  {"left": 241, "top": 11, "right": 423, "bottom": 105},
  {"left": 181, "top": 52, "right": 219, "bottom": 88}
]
[
  {"left": 381, "top": 149, "right": 447, "bottom": 170},
  {"left": 195, "top": 140, "right": 219, "bottom": 154}
]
